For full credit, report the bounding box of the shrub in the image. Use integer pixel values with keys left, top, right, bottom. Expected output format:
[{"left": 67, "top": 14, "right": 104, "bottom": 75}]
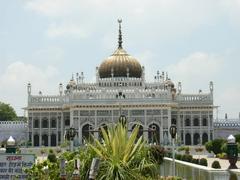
[
  {"left": 211, "top": 160, "right": 221, "bottom": 169},
  {"left": 177, "top": 146, "right": 185, "bottom": 152},
  {"left": 211, "top": 139, "right": 226, "bottom": 155},
  {"left": 149, "top": 145, "right": 165, "bottom": 164},
  {"left": 182, "top": 154, "right": 192, "bottom": 162},
  {"left": 199, "top": 158, "right": 208, "bottom": 166},
  {"left": 175, "top": 154, "right": 182, "bottom": 160},
  {"left": 47, "top": 150, "right": 57, "bottom": 163},
  {"left": 205, "top": 141, "right": 212, "bottom": 153},
  {"left": 191, "top": 158, "right": 199, "bottom": 164},
  {"left": 184, "top": 147, "right": 190, "bottom": 154},
  {"left": 216, "top": 153, "right": 227, "bottom": 159}
]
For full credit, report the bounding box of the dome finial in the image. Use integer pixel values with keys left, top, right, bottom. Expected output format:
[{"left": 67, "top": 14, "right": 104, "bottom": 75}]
[{"left": 118, "top": 19, "right": 123, "bottom": 49}]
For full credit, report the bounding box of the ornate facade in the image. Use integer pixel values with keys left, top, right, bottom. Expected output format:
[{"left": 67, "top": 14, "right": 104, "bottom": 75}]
[{"left": 26, "top": 21, "right": 214, "bottom": 147}]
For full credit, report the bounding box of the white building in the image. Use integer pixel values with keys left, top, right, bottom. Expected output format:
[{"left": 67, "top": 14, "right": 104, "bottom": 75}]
[
  {"left": 0, "top": 121, "right": 28, "bottom": 144},
  {"left": 26, "top": 21, "right": 214, "bottom": 147}
]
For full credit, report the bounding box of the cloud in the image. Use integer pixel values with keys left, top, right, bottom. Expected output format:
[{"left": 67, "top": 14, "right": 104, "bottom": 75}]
[
  {"left": 166, "top": 52, "right": 223, "bottom": 93},
  {"left": 216, "top": 86, "right": 240, "bottom": 119},
  {"left": 0, "top": 62, "right": 60, "bottom": 115},
  {"left": 24, "top": 0, "right": 224, "bottom": 39},
  {"left": 47, "top": 22, "right": 89, "bottom": 38}
]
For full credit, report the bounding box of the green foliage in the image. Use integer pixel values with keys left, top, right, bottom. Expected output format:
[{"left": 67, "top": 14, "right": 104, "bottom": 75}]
[
  {"left": 149, "top": 145, "right": 165, "bottom": 164},
  {"left": 88, "top": 122, "right": 158, "bottom": 179},
  {"left": 181, "top": 154, "right": 193, "bottom": 162},
  {"left": 212, "top": 139, "right": 226, "bottom": 155},
  {"left": 0, "top": 102, "right": 17, "bottom": 121},
  {"left": 199, "top": 158, "right": 208, "bottom": 166},
  {"left": 234, "top": 134, "right": 240, "bottom": 143},
  {"left": 191, "top": 158, "right": 199, "bottom": 164},
  {"left": 47, "top": 150, "right": 57, "bottom": 163},
  {"left": 205, "top": 141, "right": 212, "bottom": 153},
  {"left": 211, "top": 160, "right": 221, "bottom": 169},
  {"left": 216, "top": 152, "right": 227, "bottom": 159},
  {"left": 175, "top": 154, "right": 182, "bottom": 160}
]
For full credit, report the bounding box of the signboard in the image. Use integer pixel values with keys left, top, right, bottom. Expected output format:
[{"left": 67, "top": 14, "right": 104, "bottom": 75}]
[{"left": 0, "top": 154, "right": 35, "bottom": 179}]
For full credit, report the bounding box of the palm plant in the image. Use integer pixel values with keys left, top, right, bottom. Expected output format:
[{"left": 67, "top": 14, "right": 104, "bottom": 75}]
[{"left": 88, "top": 122, "right": 157, "bottom": 180}]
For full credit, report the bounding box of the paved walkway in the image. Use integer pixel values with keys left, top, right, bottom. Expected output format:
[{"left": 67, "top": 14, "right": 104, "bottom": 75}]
[{"left": 192, "top": 154, "right": 240, "bottom": 172}]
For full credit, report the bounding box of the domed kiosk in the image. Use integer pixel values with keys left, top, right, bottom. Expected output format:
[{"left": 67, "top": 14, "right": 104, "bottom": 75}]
[{"left": 98, "top": 19, "right": 143, "bottom": 79}]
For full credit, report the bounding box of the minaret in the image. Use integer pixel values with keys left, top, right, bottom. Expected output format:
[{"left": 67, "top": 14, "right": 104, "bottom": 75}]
[
  {"left": 59, "top": 83, "right": 63, "bottom": 96},
  {"left": 118, "top": 19, "right": 123, "bottom": 49},
  {"left": 27, "top": 83, "right": 31, "bottom": 95}
]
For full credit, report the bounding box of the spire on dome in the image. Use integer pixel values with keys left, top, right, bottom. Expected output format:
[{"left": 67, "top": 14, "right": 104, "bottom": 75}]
[{"left": 118, "top": 19, "right": 123, "bottom": 49}]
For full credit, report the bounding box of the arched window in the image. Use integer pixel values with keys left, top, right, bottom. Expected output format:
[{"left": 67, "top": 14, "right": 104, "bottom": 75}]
[
  {"left": 202, "top": 133, "right": 208, "bottom": 145},
  {"left": 65, "top": 119, "right": 70, "bottom": 126},
  {"left": 202, "top": 118, "right": 207, "bottom": 126},
  {"left": 148, "top": 123, "right": 160, "bottom": 144},
  {"left": 34, "top": 134, "right": 39, "bottom": 146},
  {"left": 185, "top": 133, "right": 191, "bottom": 145},
  {"left": 42, "top": 134, "right": 48, "bottom": 146},
  {"left": 193, "top": 133, "right": 200, "bottom": 145},
  {"left": 42, "top": 118, "right": 48, "bottom": 128},
  {"left": 51, "top": 134, "right": 57, "bottom": 146},
  {"left": 193, "top": 118, "right": 199, "bottom": 126},
  {"left": 34, "top": 118, "right": 39, "bottom": 128},
  {"left": 82, "top": 124, "right": 93, "bottom": 143},
  {"left": 185, "top": 119, "right": 191, "bottom": 126},
  {"left": 171, "top": 118, "right": 176, "bottom": 125},
  {"left": 51, "top": 118, "right": 56, "bottom": 128}
]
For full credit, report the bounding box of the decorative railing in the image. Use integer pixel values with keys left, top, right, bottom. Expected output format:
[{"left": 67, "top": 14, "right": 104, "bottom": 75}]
[{"left": 176, "top": 94, "right": 213, "bottom": 104}]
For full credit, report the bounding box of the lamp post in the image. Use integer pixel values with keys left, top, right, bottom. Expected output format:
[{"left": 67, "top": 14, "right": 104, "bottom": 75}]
[
  {"left": 65, "top": 127, "right": 77, "bottom": 152},
  {"left": 89, "top": 158, "right": 100, "bottom": 180},
  {"left": 169, "top": 124, "right": 177, "bottom": 176},
  {"left": 227, "top": 134, "right": 238, "bottom": 169}
]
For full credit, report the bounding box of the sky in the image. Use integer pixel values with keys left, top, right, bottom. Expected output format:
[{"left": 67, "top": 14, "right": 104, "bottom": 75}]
[{"left": 0, "top": 0, "right": 240, "bottom": 119}]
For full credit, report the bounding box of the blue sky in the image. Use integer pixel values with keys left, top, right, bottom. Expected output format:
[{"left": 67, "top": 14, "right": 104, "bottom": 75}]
[{"left": 0, "top": 0, "right": 240, "bottom": 118}]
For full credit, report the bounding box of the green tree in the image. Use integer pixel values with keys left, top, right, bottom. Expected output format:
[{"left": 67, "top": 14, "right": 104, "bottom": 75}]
[
  {"left": 0, "top": 102, "right": 17, "bottom": 121},
  {"left": 211, "top": 139, "right": 226, "bottom": 155}
]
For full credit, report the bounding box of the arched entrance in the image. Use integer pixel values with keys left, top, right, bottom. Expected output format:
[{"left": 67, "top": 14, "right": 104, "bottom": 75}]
[
  {"left": 193, "top": 133, "right": 200, "bottom": 145},
  {"left": 202, "top": 133, "right": 208, "bottom": 145},
  {"left": 148, "top": 123, "right": 160, "bottom": 144},
  {"left": 50, "top": 134, "right": 56, "bottom": 146},
  {"left": 33, "top": 134, "right": 39, "bottom": 147},
  {"left": 185, "top": 133, "right": 191, "bottom": 145},
  {"left": 42, "top": 134, "right": 48, "bottom": 146},
  {"left": 82, "top": 124, "right": 93, "bottom": 143}
]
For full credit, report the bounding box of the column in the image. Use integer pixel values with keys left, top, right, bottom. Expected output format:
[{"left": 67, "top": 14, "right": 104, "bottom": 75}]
[
  {"left": 200, "top": 111, "right": 202, "bottom": 145},
  {"left": 56, "top": 114, "right": 59, "bottom": 146},
  {"left": 48, "top": 113, "right": 51, "bottom": 147},
  {"left": 79, "top": 112, "right": 82, "bottom": 145},
  {"left": 94, "top": 110, "right": 98, "bottom": 139},
  {"left": 70, "top": 109, "right": 74, "bottom": 126},
  {"left": 183, "top": 112, "right": 185, "bottom": 145},
  {"left": 191, "top": 112, "right": 193, "bottom": 145},
  {"left": 167, "top": 107, "right": 171, "bottom": 144},
  {"left": 61, "top": 111, "right": 64, "bottom": 144},
  {"left": 31, "top": 113, "right": 33, "bottom": 147},
  {"left": 39, "top": 113, "right": 42, "bottom": 146},
  {"left": 144, "top": 109, "right": 148, "bottom": 141}
]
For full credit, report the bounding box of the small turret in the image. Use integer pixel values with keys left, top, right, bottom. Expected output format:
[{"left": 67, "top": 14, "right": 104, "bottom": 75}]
[
  {"left": 59, "top": 83, "right": 63, "bottom": 95},
  {"left": 27, "top": 83, "right": 31, "bottom": 95},
  {"left": 209, "top": 81, "right": 213, "bottom": 93}
]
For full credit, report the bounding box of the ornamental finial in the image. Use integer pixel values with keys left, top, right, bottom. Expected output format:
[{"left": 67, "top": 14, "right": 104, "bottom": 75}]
[{"left": 118, "top": 19, "right": 123, "bottom": 49}]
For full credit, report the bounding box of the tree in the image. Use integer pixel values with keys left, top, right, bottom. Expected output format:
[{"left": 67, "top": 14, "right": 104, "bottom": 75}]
[{"left": 0, "top": 102, "right": 17, "bottom": 121}]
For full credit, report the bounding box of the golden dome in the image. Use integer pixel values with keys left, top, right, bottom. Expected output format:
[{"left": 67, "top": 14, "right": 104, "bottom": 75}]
[
  {"left": 98, "top": 19, "right": 142, "bottom": 78},
  {"left": 98, "top": 48, "right": 142, "bottom": 78}
]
